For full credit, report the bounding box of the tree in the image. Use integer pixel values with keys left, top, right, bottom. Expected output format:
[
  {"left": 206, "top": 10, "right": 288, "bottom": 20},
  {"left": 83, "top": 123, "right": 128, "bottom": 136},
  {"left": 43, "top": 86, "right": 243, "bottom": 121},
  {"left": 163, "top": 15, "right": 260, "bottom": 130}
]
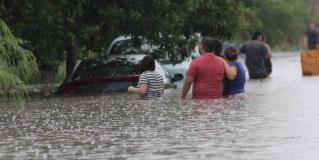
[
  {"left": 0, "top": 0, "right": 265, "bottom": 80},
  {"left": 0, "top": 19, "right": 38, "bottom": 103},
  {"left": 257, "top": 0, "right": 310, "bottom": 48},
  {"left": 0, "top": 0, "right": 110, "bottom": 78}
]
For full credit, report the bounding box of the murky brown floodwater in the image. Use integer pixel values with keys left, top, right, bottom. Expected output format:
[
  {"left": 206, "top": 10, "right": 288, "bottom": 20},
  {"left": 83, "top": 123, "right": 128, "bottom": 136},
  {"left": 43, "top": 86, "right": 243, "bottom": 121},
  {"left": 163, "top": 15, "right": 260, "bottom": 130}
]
[{"left": 1, "top": 52, "right": 319, "bottom": 160}]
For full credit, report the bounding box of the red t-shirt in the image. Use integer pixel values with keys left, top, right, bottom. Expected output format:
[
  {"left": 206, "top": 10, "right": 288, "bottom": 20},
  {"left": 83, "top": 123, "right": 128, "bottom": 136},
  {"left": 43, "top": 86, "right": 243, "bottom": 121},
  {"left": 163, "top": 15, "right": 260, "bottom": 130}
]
[{"left": 187, "top": 54, "right": 225, "bottom": 99}]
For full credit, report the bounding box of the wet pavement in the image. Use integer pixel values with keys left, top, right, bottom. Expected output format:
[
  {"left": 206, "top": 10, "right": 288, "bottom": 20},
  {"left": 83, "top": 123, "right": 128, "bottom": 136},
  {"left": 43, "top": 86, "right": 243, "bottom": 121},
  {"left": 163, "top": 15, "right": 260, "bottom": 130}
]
[{"left": 1, "top": 52, "right": 319, "bottom": 160}]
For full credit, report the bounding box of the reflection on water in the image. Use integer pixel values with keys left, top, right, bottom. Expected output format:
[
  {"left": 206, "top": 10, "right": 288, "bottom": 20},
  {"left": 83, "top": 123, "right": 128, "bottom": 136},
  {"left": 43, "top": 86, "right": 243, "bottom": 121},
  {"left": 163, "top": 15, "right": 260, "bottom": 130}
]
[{"left": 1, "top": 53, "right": 319, "bottom": 160}]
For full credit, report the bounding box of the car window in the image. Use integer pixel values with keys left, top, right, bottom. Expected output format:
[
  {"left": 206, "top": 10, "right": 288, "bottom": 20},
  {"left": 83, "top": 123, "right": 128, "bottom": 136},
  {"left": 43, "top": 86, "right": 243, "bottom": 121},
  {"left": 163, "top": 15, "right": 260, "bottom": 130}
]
[
  {"left": 109, "top": 38, "right": 152, "bottom": 55},
  {"left": 72, "top": 59, "right": 140, "bottom": 80},
  {"left": 155, "top": 62, "right": 171, "bottom": 84}
]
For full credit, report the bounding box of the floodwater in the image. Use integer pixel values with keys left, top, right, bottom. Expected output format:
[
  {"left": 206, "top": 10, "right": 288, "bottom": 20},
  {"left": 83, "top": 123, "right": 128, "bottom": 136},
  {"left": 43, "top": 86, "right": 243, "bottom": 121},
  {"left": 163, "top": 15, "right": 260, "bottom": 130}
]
[{"left": 1, "top": 52, "right": 319, "bottom": 160}]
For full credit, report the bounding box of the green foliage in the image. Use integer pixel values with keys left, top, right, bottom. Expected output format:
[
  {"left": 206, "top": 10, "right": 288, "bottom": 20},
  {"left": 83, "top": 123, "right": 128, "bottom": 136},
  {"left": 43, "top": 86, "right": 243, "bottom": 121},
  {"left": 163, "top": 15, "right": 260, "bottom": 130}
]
[
  {"left": 0, "top": 0, "right": 316, "bottom": 79},
  {"left": 0, "top": 68, "right": 26, "bottom": 104},
  {"left": 0, "top": 0, "right": 262, "bottom": 71},
  {"left": 257, "top": 0, "right": 310, "bottom": 48},
  {"left": 0, "top": 19, "right": 38, "bottom": 104}
]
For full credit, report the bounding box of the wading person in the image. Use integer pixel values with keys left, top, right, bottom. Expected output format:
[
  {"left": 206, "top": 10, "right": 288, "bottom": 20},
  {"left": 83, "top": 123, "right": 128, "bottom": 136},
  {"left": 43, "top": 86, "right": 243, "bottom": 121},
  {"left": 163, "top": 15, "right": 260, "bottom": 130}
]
[
  {"left": 128, "top": 55, "right": 164, "bottom": 100},
  {"left": 223, "top": 47, "right": 246, "bottom": 97},
  {"left": 303, "top": 22, "right": 319, "bottom": 50},
  {"left": 240, "top": 31, "right": 270, "bottom": 79},
  {"left": 181, "top": 37, "right": 235, "bottom": 100}
]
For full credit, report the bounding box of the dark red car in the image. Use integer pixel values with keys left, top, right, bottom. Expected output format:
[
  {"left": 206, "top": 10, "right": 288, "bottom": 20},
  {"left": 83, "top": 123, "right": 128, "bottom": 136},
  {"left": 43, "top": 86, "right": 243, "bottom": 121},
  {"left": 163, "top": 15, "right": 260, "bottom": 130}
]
[{"left": 57, "top": 55, "right": 183, "bottom": 95}]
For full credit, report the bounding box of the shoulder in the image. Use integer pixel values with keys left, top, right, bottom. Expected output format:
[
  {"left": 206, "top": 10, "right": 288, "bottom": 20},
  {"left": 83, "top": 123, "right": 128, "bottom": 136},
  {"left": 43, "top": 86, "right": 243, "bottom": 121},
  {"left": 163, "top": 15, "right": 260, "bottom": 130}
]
[
  {"left": 228, "top": 61, "right": 239, "bottom": 69},
  {"left": 140, "top": 72, "right": 148, "bottom": 76},
  {"left": 228, "top": 61, "right": 237, "bottom": 66},
  {"left": 189, "top": 57, "right": 201, "bottom": 67},
  {"left": 237, "top": 62, "right": 245, "bottom": 71},
  {"left": 244, "top": 41, "right": 254, "bottom": 46},
  {"left": 254, "top": 41, "right": 267, "bottom": 49},
  {"left": 152, "top": 72, "right": 164, "bottom": 83},
  {"left": 235, "top": 61, "right": 244, "bottom": 67},
  {"left": 263, "top": 42, "right": 270, "bottom": 48},
  {"left": 140, "top": 72, "right": 150, "bottom": 79},
  {"left": 139, "top": 72, "right": 149, "bottom": 84},
  {"left": 260, "top": 43, "right": 268, "bottom": 50},
  {"left": 192, "top": 56, "right": 202, "bottom": 63},
  {"left": 216, "top": 56, "right": 226, "bottom": 64},
  {"left": 306, "top": 30, "right": 314, "bottom": 35},
  {"left": 155, "top": 72, "right": 163, "bottom": 78},
  {"left": 240, "top": 41, "right": 251, "bottom": 51},
  {"left": 240, "top": 43, "right": 246, "bottom": 49},
  {"left": 230, "top": 61, "right": 242, "bottom": 66}
]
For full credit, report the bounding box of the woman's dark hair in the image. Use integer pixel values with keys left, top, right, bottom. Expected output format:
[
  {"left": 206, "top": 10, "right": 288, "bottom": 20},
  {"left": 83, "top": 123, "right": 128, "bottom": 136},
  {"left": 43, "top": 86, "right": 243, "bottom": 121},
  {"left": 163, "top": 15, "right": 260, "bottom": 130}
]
[
  {"left": 224, "top": 46, "right": 239, "bottom": 61},
  {"left": 140, "top": 55, "right": 155, "bottom": 72},
  {"left": 201, "top": 37, "right": 223, "bottom": 56},
  {"left": 251, "top": 30, "right": 264, "bottom": 40}
]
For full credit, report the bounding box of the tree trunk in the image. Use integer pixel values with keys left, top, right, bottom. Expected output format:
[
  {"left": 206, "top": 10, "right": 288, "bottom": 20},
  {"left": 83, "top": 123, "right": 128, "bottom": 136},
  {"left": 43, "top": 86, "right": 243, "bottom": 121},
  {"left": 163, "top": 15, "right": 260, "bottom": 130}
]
[{"left": 66, "top": 44, "right": 77, "bottom": 79}]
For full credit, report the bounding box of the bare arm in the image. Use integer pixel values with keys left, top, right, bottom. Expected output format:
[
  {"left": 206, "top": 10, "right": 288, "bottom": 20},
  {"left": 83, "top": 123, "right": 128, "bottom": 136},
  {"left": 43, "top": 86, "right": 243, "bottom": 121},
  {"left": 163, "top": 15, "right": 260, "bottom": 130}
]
[
  {"left": 220, "top": 58, "right": 236, "bottom": 80},
  {"left": 225, "top": 63, "right": 237, "bottom": 80},
  {"left": 228, "top": 66, "right": 237, "bottom": 79},
  {"left": 128, "top": 85, "right": 147, "bottom": 96},
  {"left": 181, "top": 75, "right": 194, "bottom": 99}
]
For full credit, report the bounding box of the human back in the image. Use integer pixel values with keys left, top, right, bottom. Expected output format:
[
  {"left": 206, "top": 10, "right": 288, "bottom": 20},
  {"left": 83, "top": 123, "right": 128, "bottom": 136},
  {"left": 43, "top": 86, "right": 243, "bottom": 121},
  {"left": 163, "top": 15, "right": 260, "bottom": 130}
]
[
  {"left": 138, "top": 71, "right": 163, "bottom": 100},
  {"left": 128, "top": 55, "right": 164, "bottom": 100},
  {"left": 189, "top": 54, "right": 225, "bottom": 99},
  {"left": 240, "top": 31, "right": 268, "bottom": 79},
  {"left": 181, "top": 37, "right": 237, "bottom": 100}
]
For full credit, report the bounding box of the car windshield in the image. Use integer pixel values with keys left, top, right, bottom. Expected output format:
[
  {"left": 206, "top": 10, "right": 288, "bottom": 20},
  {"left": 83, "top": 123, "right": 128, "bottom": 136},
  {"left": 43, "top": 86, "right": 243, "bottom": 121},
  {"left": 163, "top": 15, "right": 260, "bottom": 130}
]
[
  {"left": 109, "top": 38, "right": 152, "bottom": 55},
  {"left": 71, "top": 58, "right": 141, "bottom": 80}
]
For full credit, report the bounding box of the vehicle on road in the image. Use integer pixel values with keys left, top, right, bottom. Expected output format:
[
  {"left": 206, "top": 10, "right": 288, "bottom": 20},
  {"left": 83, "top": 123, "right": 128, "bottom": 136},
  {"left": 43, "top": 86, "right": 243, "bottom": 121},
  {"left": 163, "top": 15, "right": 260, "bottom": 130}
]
[
  {"left": 57, "top": 55, "right": 183, "bottom": 95},
  {"left": 106, "top": 36, "right": 197, "bottom": 82},
  {"left": 107, "top": 36, "right": 154, "bottom": 56}
]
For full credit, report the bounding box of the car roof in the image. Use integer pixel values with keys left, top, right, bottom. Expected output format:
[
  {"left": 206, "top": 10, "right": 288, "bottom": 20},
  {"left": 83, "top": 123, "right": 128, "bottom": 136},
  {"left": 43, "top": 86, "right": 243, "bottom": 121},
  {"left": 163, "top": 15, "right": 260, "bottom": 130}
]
[
  {"left": 108, "top": 54, "right": 147, "bottom": 62},
  {"left": 106, "top": 36, "right": 132, "bottom": 55}
]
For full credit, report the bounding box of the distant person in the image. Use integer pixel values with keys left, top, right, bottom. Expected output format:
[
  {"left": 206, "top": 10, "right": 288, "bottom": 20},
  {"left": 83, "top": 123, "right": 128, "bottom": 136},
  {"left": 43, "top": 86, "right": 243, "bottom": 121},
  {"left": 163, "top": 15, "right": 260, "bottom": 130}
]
[
  {"left": 262, "top": 36, "right": 273, "bottom": 76},
  {"left": 303, "top": 22, "right": 319, "bottom": 50},
  {"left": 181, "top": 37, "right": 236, "bottom": 100},
  {"left": 128, "top": 55, "right": 164, "bottom": 100},
  {"left": 223, "top": 47, "right": 246, "bottom": 97},
  {"left": 240, "top": 31, "right": 270, "bottom": 79}
]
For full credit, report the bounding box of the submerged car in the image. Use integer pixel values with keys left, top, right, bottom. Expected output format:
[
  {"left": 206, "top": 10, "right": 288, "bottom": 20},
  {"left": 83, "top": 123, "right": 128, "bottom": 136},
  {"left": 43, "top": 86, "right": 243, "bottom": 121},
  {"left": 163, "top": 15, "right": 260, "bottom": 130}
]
[{"left": 57, "top": 55, "right": 183, "bottom": 95}]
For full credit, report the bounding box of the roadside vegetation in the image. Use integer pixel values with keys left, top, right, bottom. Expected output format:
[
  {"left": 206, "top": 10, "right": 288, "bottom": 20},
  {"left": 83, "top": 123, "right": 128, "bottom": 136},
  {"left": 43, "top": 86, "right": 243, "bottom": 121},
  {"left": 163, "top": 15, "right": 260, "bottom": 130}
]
[{"left": 0, "top": 20, "right": 38, "bottom": 104}]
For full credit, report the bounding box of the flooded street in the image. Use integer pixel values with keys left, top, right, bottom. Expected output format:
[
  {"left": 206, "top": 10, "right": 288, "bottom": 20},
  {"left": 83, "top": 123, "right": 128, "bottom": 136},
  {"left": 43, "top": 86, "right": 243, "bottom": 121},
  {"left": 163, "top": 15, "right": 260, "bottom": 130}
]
[{"left": 1, "top": 52, "right": 319, "bottom": 160}]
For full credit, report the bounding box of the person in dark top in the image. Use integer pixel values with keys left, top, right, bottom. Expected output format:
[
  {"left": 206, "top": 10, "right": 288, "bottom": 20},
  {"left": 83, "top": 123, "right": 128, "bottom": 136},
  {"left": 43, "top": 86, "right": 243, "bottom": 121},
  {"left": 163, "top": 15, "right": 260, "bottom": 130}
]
[
  {"left": 304, "top": 23, "right": 318, "bottom": 50},
  {"left": 223, "top": 47, "right": 246, "bottom": 97},
  {"left": 240, "top": 31, "right": 270, "bottom": 79}
]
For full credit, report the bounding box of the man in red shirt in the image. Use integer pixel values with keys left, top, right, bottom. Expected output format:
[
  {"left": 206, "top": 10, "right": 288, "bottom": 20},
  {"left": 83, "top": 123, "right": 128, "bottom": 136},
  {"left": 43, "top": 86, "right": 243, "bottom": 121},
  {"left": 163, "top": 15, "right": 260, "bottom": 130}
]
[{"left": 181, "top": 37, "right": 235, "bottom": 100}]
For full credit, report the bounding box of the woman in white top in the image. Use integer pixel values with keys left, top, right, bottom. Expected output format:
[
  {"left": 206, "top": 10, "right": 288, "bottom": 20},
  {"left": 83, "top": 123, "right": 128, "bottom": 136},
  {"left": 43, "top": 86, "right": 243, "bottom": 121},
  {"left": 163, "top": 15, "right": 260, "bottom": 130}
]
[{"left": 128, "top": 55, "right": 164, "bottom": 100}]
